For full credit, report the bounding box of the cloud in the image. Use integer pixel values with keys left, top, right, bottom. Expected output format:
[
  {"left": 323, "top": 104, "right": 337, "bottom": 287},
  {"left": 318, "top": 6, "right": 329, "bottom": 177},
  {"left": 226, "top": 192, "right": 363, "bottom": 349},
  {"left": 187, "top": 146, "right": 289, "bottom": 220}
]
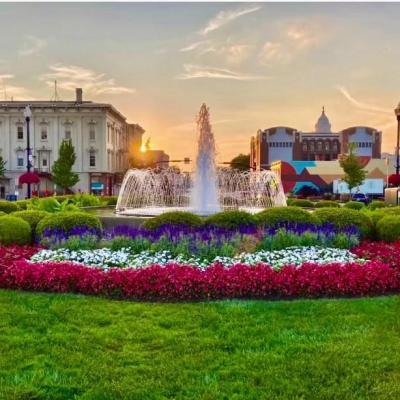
[
  {"left": 40, "top": 64, "right": 135, "bottom": 95},
  {"left": 19, "top": 35, "right": 47, "bottom": 57},
  {"left": 180, "top": 41, "right": 210, "bottom": 52},
  {"left": 259, "top": 19, "right": 325, "bottom": 65},
  {"left": 177, "top": 64, "right": 268, "bottom": 81},
  {"left": 0, "top": 74, "right": 31, "bottom": 100},
  {"left": 200, "top": 5, "right": 261, "bottom": 35},
  {"left": 336, "top": 85, "right": 392, "bottom": 115}
]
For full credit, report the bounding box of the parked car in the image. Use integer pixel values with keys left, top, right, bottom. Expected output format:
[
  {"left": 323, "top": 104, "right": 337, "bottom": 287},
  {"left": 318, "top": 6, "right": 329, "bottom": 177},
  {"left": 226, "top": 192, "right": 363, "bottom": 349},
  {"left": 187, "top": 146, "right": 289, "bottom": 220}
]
[{"left": 351, "top": 193, "right": 370, "bottom": 204}]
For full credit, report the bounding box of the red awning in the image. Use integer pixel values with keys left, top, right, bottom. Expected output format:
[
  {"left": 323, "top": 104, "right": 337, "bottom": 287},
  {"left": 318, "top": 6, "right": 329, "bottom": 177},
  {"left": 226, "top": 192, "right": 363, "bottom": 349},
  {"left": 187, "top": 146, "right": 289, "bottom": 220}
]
[{"left": 19, "top": 172, "right": 40, "bottom": 185}]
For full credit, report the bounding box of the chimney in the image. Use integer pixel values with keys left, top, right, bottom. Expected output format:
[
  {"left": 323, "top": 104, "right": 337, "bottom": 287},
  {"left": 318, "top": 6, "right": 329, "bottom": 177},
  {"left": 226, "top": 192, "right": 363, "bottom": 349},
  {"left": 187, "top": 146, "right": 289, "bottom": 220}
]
[{"left": 76, "top": 88, "right": 83, "bottom": 103}]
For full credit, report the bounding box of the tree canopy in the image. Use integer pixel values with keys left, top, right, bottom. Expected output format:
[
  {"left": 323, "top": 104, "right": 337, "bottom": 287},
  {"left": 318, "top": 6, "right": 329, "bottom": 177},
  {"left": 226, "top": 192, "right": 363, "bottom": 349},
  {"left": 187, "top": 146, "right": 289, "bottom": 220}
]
[
  {"left": 52, "top": 140, "right": 79, "bottom": 193},
  {"left": 339, "top": 143, "right": 366, "bottom": 194},
  {"left": 230, "top": 154, "right": 250, "bottom": 171}
]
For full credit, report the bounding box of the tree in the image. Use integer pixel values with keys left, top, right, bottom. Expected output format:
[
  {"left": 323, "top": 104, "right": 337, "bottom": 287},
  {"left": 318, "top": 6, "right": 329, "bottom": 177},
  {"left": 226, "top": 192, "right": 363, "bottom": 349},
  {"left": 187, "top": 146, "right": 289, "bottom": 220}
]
[
  {"left": 0, "top": 155, "right": 6, "bottom": 177},
  {"left": 230, "top": 153, "right": 250, "bottom": 171},
  {"left": 339, "top": 143, "right": 366, "bottom": 194},
  {"left": 52, "top": 140, "right": 79, "bottom": 193}
]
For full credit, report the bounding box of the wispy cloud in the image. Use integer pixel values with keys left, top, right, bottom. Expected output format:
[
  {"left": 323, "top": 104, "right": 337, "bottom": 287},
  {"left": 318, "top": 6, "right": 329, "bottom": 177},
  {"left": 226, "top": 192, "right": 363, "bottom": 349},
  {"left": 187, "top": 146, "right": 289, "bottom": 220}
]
[
  {"left": 177, "top": 64, "right": 268, "bottom": 81},
  {"left": 259, "top": 19, "right": 325, "bottom": 65},
  {"left": 336, "top": 85, "right": 392, "bottom": 115},
  {"left": 200, "top": 5, "right": 261, "bottom": 35},
  {"left": 180, "top": 40, "right": 210, "bottom": 52},
  {"left": 19, "top": 35, "right": 47, "bottom": 57},
  {"left": 40, "top": 64, "right": 135, "bottom": 95},
  {"left": 0, "top": 74, "right": 31, "bottom": 100}
]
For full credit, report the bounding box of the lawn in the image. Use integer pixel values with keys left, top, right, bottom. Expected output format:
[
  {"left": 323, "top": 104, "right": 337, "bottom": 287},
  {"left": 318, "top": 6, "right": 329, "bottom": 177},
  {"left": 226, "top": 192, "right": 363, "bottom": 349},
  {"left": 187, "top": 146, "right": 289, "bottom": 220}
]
[{"left": 1, "top": 291, "right": 400, "bottom": 400}]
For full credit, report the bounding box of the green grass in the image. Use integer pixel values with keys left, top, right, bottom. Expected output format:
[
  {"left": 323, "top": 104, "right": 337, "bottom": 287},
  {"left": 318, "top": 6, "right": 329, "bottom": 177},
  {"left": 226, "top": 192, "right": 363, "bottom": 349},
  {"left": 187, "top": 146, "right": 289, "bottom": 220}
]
[{"left": 1, "top": 291, "right": 400, "bottom": 399}]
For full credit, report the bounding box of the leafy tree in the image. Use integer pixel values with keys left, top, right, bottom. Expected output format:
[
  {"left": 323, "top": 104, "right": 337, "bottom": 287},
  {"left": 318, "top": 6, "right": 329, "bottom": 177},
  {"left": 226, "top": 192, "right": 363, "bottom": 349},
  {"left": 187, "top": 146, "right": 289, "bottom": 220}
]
[
  {"left": 0, "top": 155, "right": 6, "bottom": 177},
  {"left": 230, "top": 153, "right": 250, "bottom": 171},
  {"left": 52, "top": 140, "right": 79, "bottom": 193},
  {"left": 339, "top": 143, "right": 366, "bottom": 194}
]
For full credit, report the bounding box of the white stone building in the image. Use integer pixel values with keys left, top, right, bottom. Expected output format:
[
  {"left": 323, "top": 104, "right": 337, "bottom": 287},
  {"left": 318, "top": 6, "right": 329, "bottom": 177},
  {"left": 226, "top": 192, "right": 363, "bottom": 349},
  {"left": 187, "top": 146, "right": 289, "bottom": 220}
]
[{"left": 0, "top": 89, "right": 144, "bottom": 198}]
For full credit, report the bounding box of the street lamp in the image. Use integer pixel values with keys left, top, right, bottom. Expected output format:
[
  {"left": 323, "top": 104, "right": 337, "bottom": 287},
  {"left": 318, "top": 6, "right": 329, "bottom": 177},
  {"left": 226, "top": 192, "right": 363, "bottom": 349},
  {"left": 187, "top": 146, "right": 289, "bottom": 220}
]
[
  {"left": 23, "top": 105, "right": 32, "bottom": 198},
  {"left": 395, "top": 102, "right": 400, "bottom": 175}
]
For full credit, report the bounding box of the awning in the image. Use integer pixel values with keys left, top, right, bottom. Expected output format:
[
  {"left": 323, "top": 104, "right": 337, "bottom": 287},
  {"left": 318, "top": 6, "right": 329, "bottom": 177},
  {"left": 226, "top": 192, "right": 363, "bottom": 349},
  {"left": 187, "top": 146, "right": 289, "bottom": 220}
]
[
  {"left": 19, "top": 172, "right": 40, "bottom": 185},
  {"left": 91, "top": 182, "right": 104, "bottom": 190}
]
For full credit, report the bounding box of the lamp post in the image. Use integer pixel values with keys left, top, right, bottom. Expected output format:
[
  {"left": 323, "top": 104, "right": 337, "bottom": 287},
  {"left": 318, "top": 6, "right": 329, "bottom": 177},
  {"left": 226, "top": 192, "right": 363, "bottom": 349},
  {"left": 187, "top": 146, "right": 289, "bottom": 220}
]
[
  {"left": 395, "top": 103, "right": 400, "bottom": 175},
  {"left": 23, "top": 105, "right": 32, "bottom": 198}
]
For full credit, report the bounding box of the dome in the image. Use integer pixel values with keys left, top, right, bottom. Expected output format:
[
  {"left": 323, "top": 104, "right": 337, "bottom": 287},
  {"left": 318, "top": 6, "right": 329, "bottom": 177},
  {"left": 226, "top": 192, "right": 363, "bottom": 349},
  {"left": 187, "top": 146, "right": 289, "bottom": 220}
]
[{"left": 315, "top": 107, "right": 331, "bottom": 133}]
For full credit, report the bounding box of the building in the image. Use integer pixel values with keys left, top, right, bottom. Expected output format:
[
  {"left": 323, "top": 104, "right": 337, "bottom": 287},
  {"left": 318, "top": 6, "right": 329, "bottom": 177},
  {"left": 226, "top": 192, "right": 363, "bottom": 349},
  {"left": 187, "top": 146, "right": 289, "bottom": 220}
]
[
  {"left": 250, "top": 108, "right": 382, "bottom": 170},
  {"left": 0, "top": 88, "right": 144, "bottom": 197}
]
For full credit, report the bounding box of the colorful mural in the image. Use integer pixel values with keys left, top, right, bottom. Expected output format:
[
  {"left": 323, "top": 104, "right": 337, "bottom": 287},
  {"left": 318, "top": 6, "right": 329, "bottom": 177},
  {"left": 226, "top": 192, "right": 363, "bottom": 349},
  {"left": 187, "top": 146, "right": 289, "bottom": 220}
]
[{"left": 271, "top": 158, "right": 393, "bottom": 193}]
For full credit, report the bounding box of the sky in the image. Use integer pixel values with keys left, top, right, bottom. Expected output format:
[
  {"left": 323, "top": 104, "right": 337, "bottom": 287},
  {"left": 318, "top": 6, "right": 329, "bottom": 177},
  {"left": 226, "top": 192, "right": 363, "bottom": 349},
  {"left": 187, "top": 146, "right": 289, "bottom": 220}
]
[{"left": 0, "top": 2, "right": 399, "bottom": 165}]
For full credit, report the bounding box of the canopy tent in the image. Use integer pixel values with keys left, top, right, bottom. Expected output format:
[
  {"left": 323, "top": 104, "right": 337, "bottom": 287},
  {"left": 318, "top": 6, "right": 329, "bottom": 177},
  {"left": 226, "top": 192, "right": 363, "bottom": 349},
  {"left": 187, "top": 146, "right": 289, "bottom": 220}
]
[{"left": 19, "top": 172, "right": 40, "bottom": 185}]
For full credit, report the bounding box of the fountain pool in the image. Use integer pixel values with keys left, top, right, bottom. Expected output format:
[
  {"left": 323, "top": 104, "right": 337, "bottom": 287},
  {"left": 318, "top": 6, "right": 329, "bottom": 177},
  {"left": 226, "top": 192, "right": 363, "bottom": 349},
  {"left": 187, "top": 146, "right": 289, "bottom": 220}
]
[{"left": 116, "top": 104, "right": 286, "bottom": 217}]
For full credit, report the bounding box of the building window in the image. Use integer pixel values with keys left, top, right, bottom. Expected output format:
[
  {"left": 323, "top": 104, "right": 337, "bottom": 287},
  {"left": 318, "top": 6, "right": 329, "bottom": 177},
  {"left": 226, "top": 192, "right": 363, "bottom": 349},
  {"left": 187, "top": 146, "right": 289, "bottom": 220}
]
[
  {"left": 310, "top": 142, "right": 315, "bottom": 151},
  {"left": 325, "top": 142, "right": 330, "bottom": 151},
  {"left": 317, "top": 142, "right": 322, "bottom": 151},
  {"left": 42, "top": 158, "right": 48, "bottom": 167},
  {"left": 17, "top": 126, "right": 23, "bottom": 140},
  {"left": 89, "top": 126, "right": 96, "bottom": 141},
  {"left": 17, "top": 155, "right": 24, "bottom": 167},
  {"left": 65, "top": 129, "right": 71, "bottom": 140},
  {"left": 89, "top": 151, "right": 96, "bottom": 167},
  {"left": 41, "top": 127, "right": 47, "bottom": 140}
]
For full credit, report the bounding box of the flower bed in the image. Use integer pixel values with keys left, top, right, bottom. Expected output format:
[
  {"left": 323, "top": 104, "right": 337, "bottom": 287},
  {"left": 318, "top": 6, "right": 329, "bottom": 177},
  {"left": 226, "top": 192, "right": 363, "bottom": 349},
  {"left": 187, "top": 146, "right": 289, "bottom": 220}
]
[
  {"left": 30, "top": 246, "right": 361, "bottom": 270},
  {"left": 1, "top": 259, "right": 399, "bottom": 301}
]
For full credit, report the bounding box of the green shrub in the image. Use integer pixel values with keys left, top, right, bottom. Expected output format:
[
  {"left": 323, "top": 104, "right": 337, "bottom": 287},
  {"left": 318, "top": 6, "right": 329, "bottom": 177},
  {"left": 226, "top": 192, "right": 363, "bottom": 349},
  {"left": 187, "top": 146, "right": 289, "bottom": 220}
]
[
  {"left": 0, "top": 211, "right": 5, "bottom": 217},
  {"left": 313, "top": 208, "right": 373, "bottom": 238},
  {"left": 36, "top": 212, "right": 102, "bottom": 236},
  {"left": 314, "top": 200, "right": 340, "bottom": 208},
  {"left": 0, "top": 216, "right": 31, "bottom": 245},
  {"left": 74, "top": 194, "right": 103, "bottom": 207},
  {"left": 11, "top": 210, "right": 50, "bottom": 232},
  {"left": 286, "top": 198, "right": 295, "bottom": 206},
  {"left": 376, "top": 216, "right": 400, "bottom": 242},
  {"left": 344, "top": 201, "right": 365, "bottom": 210},
  {"left": 205, "top": 211, "right": 256, "bottom": 229},
  {"left": 28, "top": 197, "right": 80, "bottom": 213},
  {"left": 15, "top": 199, "right": 31, "bottom": 210},
  {"left": 255, "top": 206, "right": 319, "bottom": 226},
  {"left": 0, "top": 201, "right": 19, "bottom": 214},
  {"left": 143, "top": 212, "right": 203, "bottom": 230},
  {"left": 101, "top": 196, "right": 118, "bottom": 206},
  {"left": 368, "top": 200, "right": 387, "bottom": 211},
  {"left": 289, "top": 199, "right": 314, "bottom": 208},
  {"left": 366, "top": 207, "right": 400, "bottom": 225}
]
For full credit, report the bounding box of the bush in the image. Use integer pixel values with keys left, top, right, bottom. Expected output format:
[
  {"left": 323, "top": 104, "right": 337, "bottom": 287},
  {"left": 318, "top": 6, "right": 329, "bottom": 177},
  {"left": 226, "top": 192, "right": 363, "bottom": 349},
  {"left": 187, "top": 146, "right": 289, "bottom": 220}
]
[
  {"left": 368, "top": 201, "right": 387, "bottom": 211},
  {"left": 376, "top": 216, "right": 400, "bottom": 242},
  {"left": 314, "top": 200, "right": 340, "bottom": 208},
  {"left": 205, "top": 211, "right": 256, "bottom": 229},
  {"left": 143, "top": 212, "right": 203, "bottom": 230},
  {"left": 313, "top": 208, "right": 373, "bottom": 238},
  {"left": 0, "top": 216, "right": 31, "bottom": 245},
  {"left": 0, "top": 201, "right": 19, "bottom": 214},
  {"left": 36, "top": 212, "right": 102, "bottom": 236},
  {"left": 15, "top": 199, "right": 31, "bottom": 210},
  {"left": 11, "top": 210, "right": 50, "bottom": 232},
  {"left": 344, "top": 201, "right": 365, "bottom": 210},
  {"left": 74, "top": 194, "right": 103, "bottom": 207},
  {"left": 289, "top": 199, "right": 314, "bottom": 208},
  {"left": 255, "top": 206, "right": 319, "bottom": 226},
  {"left": 101, "top": 196, "right": 118, "bottom": 206}
]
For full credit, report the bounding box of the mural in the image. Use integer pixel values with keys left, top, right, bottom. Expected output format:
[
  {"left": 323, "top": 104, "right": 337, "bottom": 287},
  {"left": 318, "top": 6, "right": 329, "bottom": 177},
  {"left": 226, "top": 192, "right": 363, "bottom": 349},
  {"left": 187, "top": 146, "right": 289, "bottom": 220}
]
[{"left": 271, "top": 158, "right": 393, "bottom": 194}]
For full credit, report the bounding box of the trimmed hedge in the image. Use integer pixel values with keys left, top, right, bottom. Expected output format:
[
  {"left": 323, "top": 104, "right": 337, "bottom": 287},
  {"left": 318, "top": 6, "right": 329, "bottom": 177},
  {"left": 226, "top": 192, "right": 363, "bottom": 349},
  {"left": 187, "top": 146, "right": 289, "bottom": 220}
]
[
  {"left": 314, "top": 208, "right": 373, "bottom": 237},
  {"left": 15, "top": 199, "right": 31, "bottom": 210},
  {"left": 142, "top": 212, "right": 203, "bottom": 230},
  {"left": 36, "top": 212, "right": 102, "bottom": 236},
  {"left": 314, "top": 200, "right": 340, "bottom": 208},
  {"left": 101, "top": 196, "right": 118, "bottom": 206},
  {"left": 0, "top": 216, "right": 31, "bottom": 245},
  {"left": 0, "top": 201, "right": 19, "bottom": 214},
  {"left": 12, "top": 210, "right": 50, "bottom": 232},
  {"left": 376, "top": 216, "right": 400, "bottom": 242},
  {"left": 289, "top": 199, "right": 314, "bottom": 208},
  {"left": 344, "top": 201, "right": 365, "bottom": 210},
  {"left": 255, "top": 206, "right": 319, "bottom": 226},
  {"left": 205, "top": 210, "right": 256, "bottom": 229},
  {"left": 368, "top": 201, "right": 387, "bottom": 211}
]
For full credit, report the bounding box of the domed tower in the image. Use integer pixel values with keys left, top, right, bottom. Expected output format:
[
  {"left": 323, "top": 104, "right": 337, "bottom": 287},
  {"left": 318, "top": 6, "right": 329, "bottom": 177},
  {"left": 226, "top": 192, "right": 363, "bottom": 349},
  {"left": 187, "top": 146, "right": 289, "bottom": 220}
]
[{"left": 315, "top": 106, "right": 331, "bottom": 133}]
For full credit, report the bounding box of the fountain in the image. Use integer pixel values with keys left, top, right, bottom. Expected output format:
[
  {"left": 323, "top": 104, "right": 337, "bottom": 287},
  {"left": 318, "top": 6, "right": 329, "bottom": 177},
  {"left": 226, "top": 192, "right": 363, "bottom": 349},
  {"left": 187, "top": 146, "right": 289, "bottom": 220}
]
[{"left": 116, "top": 103, "right": 286, "bottom": 216}]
